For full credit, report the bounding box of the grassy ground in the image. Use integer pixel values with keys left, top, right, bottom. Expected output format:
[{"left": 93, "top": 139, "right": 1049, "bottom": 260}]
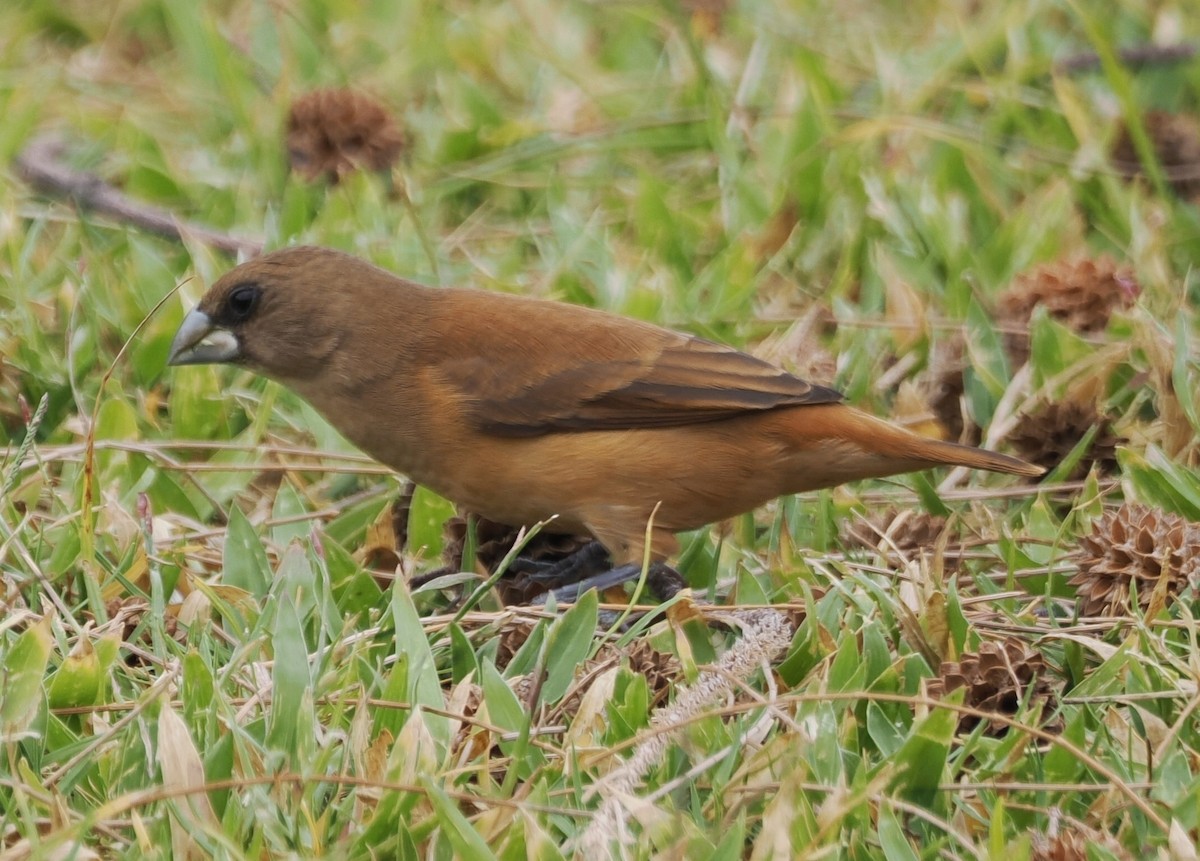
[{"left": 3, "top": 0, "right": 1200, "bottom": 857}]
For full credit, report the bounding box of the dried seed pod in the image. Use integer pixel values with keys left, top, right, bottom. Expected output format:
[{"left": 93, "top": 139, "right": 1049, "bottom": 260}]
[
  {"left": 927, "top": 637, "right": 1060, "bottom": 735},
  {"left": 997, "top": 257, "right": 1140, "bottom": 364},
  {"left": 621, "top": 638, "right": 680, "bottom": 707},
  {"left": 494, "top": 621, "right": 537, "bottom": 670},
  {"left": 561, "top": 638, "right": 681, "bottom": 717},
  {"left": 680, "top": 0, "right": 732, "bottom": 37},
  {"left": 1111, "top": 109, "right": 1200, "bottom": 199},
  {"left": 843, "top": 508, "right": 958, "bottom": 566},
  {"left": 1070, "top": 503, "right": 1200, "bottom": 615},
  {"left": 1008, "top": 400, "right": 1124, "bottom": 481},
  {"left": 1031, "top": 826, "right": 1128, "bottom": 861},
  {"left": 285, "top": 88, "right": 405, "bottom": 183},
  {"left": 924, "top": 334, "right": 982, "bottom": 445}
]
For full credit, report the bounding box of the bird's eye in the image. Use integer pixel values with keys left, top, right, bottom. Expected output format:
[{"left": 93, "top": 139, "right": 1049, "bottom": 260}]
[{"left": 226, "top": 285, "right": 260, "bottom": 321}]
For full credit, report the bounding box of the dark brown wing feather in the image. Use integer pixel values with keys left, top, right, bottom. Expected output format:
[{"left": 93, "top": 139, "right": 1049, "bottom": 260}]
[{"left": 438, "top": 320, "right": 843, "bottom": 436}]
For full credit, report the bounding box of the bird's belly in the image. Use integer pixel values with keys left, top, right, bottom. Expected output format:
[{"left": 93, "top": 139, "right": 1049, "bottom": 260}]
[{"left": 416, "top": 424, "right": 792, "bottom": 536}]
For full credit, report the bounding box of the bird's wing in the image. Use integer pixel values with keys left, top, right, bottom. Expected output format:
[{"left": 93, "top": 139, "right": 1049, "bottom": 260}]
[{"left": 438, "top": 326, "right": 844, "bottom": 437}]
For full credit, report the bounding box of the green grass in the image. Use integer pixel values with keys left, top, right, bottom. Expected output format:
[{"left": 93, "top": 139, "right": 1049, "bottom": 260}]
[{"left": 3, "top": 0, "right": 1200, "bottom": 857}]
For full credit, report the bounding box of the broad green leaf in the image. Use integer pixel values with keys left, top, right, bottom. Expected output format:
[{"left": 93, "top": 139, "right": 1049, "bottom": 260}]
[
  {"left": 324, "top": 495, "right": 389, "bottom": 548},
  {"left": 733, "top": 568, "right": 769, "bottom": 605},
  {"left": 375, "top": 655, "right": 409, "bottom": 740},
  {"left": 168, "top": 364, "right": 227, "bottom": 439},
  {"left": 861, "top": 621, "right": 891, "bottom": 686},
  {"left": 223, "top": 506, "right": 271, "bottom": 596},
  {"left": 1029, "top": 310, "right": 1093, "bottom": 385},
  {"left": 828, "top": 628, "right": 866, "bottom": 692},
  {"left": 889, "top": 705, "right": 954, "bottom": 807},
  {"left": 270, "top": 481, "right": 310, "bottom": 547},
  {"left": 1120, "top": 447, "right": 1200, "bottom": 520},
  {"left": 182, "top": 650, "right": 215, "bottom": 724},
  {"left": 391, "top": 580, "right": 448, "bottom": 746},
  {"left": 1, "top": 616, "right": 53, "bottom": 735},
  {"left": 93, "top": 397, "right": 139, "bottom": 478},
  {"left": 406, "top": 485, "right": 455, "bottom": 563},
  {"left": 422, "top": 777, "right": 498, "bottom": 861},
  {"left": 504, "top": 622, "right": 546, "bottom": 680},
  {"left": 47, "top": 639, "right": 102, "bottom": 709},
  {"left": 449, "top": 624, "right": 479, "bottom": 685},
  {"left": 866, "top": 701, "right": 905, "bottom": 757},
  {"left": 276, "top": 542, "right": 318, "bottom": 622},
  {"left": 321, "top": 534, "right": 383, "bottom": 613},
  {"left": 480, "top": 661, "right": 525, "bottom": 734},
  {"left": 268, "top": 595, "right": 312, "bottom": 753},
  {"left": 876, "top": 805, "right": 919, "bottom": 861},
  {"left": 541, "top": 589, "right": 597, "bottom": 704},
  {"left": 1172, "top": 317, "right": 1200, "bottom": 434},
  {"left": 911, "top": 472, "right": 950, "bottom": 518}
]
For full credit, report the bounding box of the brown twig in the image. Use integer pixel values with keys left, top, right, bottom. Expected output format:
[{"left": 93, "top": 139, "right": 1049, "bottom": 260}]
[
  {"left": 1056, "top": 42, "right": 1196, "bottom": 75},
  {"left": 14, "top": 132, "right": 264, "bottom": 257}
]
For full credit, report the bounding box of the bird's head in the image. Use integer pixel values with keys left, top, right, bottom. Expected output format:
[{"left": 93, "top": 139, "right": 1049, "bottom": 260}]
[{"left": 168, "top": 246, "right": 367, "bottom": 383}]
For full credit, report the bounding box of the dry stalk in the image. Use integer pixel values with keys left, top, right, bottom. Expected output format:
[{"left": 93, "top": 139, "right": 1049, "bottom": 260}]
[
  {"left": 574, "top": 608, "right": 794, "bottom": 856},
  {"left": 14, "top": 132, "right": 263, "bottom": 257}
]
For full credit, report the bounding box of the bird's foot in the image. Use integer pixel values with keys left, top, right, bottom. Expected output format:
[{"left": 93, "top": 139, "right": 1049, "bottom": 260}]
[
  {"left": 408, "top": 564, "right": 454, "bottom": 589},
  {"left": 505, "top": 540, "right": 610, "bottom": 585},
  {"left": 533, "top": 560, "right": 686, "bottom": 605},
  {"left": 409, "top": 540, "right": 687, "bottom": 611}
]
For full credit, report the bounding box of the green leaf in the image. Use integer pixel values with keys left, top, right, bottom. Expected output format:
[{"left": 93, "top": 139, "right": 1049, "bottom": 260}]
[
  {"left": 268, "top": 595, "right": 312, "bottom": 754},
  {"left": 733, "top": 567, "right": 769, "bottom": 605},
  {"left": 480, "top": 661, "right": 525, "bottom": 734},
  {"left": 861, "top": 620, "right": 892, "bottom": 686},
  {"left": 608, "top": 670, "right": 650, "bottom": 739},
  {"left": 375, "top": 655, "right": 409, "bottom": 740},
  {"left": 276, "top": 542, "right": 318, "bottom": 623},
  {"left": 889, "top": 705, "right": 953, "bottom": 807},
  {"left": 1044, "top": 709, "right": 1089, "bottom": 785},
  {"left": 406, "top": 485, "right": 455, "bottom": 563},
  {"left": 168, "top": 365, "right": 227, "bottom": 439},
  {"left": 422, "top": 777, "right": 498, "bottom": 861},
  {"left": 877, "top": 805, "right": 919, "bottom": 861},
  {"left": 1172, "top": 317, "right": 1200, "bottom": 435},
  {"left": 223, "top": 506, "right": 271, "bottom": 596},
  {"left": 47, "top": 640, "right": 103, "bottom": 709},
  {"left": 866, "top": 701, "right": 905, "bottom": 757},
  {"left": 322, "top": 535, "right": 383, "bottom": 614},
  {"left": 1121, "top": 447, "right": 1200, "bottom": 520},
  {"left": 182, "top": 650, "right": 215, "bottom": 724},
  {"left": 449, "top": 624, "right": 480, "bottom": 685},
  {"left": 504, "top": 622, "right": 546, "bottom": 680},
  {"left": 911, "top": 472, "right": 951, "bottom": 517},
  {"left": 828, "top": 628, "right": 866, "bottom": 692},
  {"left": 324, "top": 495, "right": 389, "bottom": 548},
  {"left": 541, "top": 589, "right": 597, "bottom": 704},
  {"left": 271, "top": 481, "right": 310, "bottom": 547},
  {"left": 93, "top": 397, "right": 140, "bottom": 478},
  {"left": 1, "top": 617, "right": 54, "bottom": 735},
  {"left": 391, "top": 581, "right": 448, "bottom": 746}
]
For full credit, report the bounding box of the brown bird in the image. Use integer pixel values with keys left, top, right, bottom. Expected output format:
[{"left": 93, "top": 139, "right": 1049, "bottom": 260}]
[{"left": 169, "top": 246, "right": 1042, "bottom": 595}]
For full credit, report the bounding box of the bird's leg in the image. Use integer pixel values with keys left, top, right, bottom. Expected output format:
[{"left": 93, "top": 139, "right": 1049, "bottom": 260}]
[
  {"left": 533, "top": 560, "right": 686, "bottom": 604},
  {"left": 408, "top": 564, "right": 456, "bottom": 589},
  {"left": 645, "top": 563, "right": 687, "bottom": 599},
  {"left": 505, "top": 540, "right": 610, "bottom": 585},
  {"left": 409, "top": 536, "right": 687, "bottom": 607}
]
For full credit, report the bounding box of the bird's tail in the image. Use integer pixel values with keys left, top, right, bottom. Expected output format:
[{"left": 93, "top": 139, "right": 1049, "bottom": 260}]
[
  {"left": 896, "top": 434, "right": 1044, "bottom": 476},
  {"left": 801, "top": 405, "right": 1045, "bottom": 480}
]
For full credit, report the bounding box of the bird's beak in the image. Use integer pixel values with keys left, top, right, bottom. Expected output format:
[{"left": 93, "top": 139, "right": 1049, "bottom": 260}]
[{"left": 168, "top": 309, "right": 241, "bottom": 366}]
